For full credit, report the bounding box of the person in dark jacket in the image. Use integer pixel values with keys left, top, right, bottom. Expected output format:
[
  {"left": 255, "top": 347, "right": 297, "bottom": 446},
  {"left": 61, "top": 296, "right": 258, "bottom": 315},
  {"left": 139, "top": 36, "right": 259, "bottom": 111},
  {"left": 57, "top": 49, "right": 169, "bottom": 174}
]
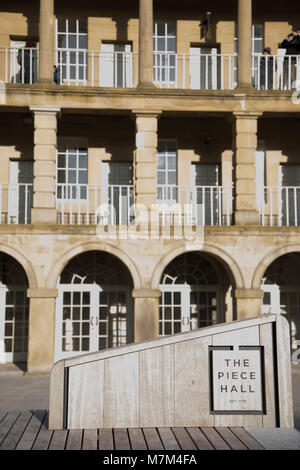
[
  {"left": 281, "top": 29, "right": 300, "bottom": 89},
  {"left": 260, "top": 47, "right": 275, "bottom": 89},
  {"left": 54, "top": 66, "right": 60, "bottom": 85},
  {"left": 17, "top": 41, "right": 37, "bottom": 84}
]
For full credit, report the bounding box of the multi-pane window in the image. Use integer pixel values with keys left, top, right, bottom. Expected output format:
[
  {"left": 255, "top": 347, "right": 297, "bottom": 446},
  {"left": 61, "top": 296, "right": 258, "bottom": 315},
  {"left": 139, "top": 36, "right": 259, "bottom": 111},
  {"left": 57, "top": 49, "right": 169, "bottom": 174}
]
[
  {"left": 234, "top": 24, "right": 264, "bottom": 85},
  {"left": 56, "top": 19, "right": 88, "bottom": 83},
  {"left": 153, "top": 22, "right": 177, "bottom": 85},
  {"left": 4, "top": 290, "right": 29, "bottom": 355},
  {"left": 157, "top": 141, "right": 177, "bottom": 201},
  {"left": 56, "top": 148, "right": 88, "bottom": 199}
]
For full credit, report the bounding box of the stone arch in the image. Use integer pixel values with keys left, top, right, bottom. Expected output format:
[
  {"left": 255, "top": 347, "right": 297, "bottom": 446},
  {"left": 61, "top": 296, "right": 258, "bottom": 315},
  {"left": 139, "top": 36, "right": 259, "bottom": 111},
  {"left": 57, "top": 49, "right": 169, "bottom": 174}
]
[
  {"left": 151, "top": 243, "right": 244, "bottom": 290},
  {"left": 46, "top": 241, "right": 141, "bottom": 290},
  {"left": 252, "top": 244, "right": 300, "bottom": 289},
  {"left": 0, "top": 242, "right": 38, "bottom": 289}
]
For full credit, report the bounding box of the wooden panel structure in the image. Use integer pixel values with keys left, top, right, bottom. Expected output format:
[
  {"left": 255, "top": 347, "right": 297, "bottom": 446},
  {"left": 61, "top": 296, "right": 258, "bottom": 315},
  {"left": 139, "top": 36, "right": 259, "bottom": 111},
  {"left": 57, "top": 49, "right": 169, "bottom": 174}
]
[
  {"left": 0, "top": 412, "right": 265, "bottom": 450},
  {"left": 49, "top": 314, "right": 294, "bottom": 430}
]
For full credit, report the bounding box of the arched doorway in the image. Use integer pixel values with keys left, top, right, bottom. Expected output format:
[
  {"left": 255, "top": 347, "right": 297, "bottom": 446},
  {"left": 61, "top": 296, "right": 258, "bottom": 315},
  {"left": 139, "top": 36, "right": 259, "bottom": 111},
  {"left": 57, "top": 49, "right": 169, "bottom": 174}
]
[
  {"left": 261, "top": 252, "right": 300, "bottom": 352},
  {"left": 0, "top": 253, "right": 29, "bottom": 364},
  {"left": 55, "top": 251, "right": 134, "bottom": 361},
  {"left": 159, "top": 252, "right": 234, "bottom": 335}
]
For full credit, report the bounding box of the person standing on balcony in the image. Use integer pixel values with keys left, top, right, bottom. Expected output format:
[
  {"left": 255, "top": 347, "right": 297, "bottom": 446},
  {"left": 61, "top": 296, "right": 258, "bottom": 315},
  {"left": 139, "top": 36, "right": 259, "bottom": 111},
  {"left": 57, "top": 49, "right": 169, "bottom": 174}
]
[
  {"left": 260, "top": 47, "right": 274, "bottom": 90},
  {"left": 17, "top": 41, "right": 37, "bottom": 84},
  {"left": 281, "top": 29, "right": 300, "bottom": 89}
]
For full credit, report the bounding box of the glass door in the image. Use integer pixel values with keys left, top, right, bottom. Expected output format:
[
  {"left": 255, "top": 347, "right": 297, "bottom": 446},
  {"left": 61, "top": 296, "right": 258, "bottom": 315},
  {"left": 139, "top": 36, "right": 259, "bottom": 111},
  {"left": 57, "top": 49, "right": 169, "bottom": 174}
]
[{"left": 191, "top": 163, "right": 220, "bottom": 225}]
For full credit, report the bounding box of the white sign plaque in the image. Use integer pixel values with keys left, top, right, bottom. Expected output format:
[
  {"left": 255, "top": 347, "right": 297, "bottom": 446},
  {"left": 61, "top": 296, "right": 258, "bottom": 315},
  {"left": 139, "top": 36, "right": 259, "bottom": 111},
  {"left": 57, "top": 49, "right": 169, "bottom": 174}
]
[{"left": 210, "top": 347, "right": 264, "bottom": 414}]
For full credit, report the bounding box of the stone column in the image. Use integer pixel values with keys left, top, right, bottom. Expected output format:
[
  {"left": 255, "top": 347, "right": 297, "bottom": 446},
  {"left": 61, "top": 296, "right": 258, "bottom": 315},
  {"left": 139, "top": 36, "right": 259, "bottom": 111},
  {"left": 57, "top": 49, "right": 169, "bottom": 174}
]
[
  {"left": 133, "top": 110, "right": 160, "bottom": 209},
  {"left": 138, "top": 0, "right": 155, "bottom": 87},
  {"left": 234, "top": 112, "right": 262, "bottom": 225},
  {"left": 39, "top": 0, "right": 55, "bottom": 83},
  {"left": 235, "top": 288, "right": 264, "bottom": 320},
  {"left": 30, "top": 107, "right": 60, "bottom": 224},
  {"left": 237, "top": 0, "right": 252, "bottom": 89},
  {"left": 133, "top": 288, "right": 161, "bottom": 341},
  {"left": 27, "top": 288, "right": 58, "bottom": 374}
]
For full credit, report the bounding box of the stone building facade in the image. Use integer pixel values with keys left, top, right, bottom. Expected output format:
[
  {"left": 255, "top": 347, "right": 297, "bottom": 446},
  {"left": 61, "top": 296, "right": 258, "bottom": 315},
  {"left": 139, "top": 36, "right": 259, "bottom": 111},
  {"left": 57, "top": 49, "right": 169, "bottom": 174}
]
[{"left": 0, "top": 0, "right": 300, "bottom": 373}]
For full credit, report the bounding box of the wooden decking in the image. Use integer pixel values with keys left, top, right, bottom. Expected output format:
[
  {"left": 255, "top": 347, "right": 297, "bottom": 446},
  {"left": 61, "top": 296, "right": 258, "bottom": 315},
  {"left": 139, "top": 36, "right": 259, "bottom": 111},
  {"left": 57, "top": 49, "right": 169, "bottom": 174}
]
[{"left": 0, "top": 411, "right": 264, "bottom": 450}]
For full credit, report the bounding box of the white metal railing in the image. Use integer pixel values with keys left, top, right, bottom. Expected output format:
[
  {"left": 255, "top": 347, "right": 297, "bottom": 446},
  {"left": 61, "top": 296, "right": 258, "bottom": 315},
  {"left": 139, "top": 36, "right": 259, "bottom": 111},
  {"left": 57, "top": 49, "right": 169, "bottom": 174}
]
[
  {"left": 260, "top": 186, "right": 300, "bottom": 226},
  {"left": 56, "top": 184, "right": 134, "bottom": 225},
  {"left": 153, "top": 52, "right": 236, "bottom": 90},
  {"left": 252, "top": 53, "right": 300, "bottom": 90},
  {"left": 55, "top": 49, "right": 138, "bottom": 87},
  {"left": 157, "top": 185, "right": 233, "bottom": 226},
  {"left": 0, "top": 183, "right": 33, "bottom": 224},
  {"left": 0, "top": 47, "right": 39, "bottom": 84}
]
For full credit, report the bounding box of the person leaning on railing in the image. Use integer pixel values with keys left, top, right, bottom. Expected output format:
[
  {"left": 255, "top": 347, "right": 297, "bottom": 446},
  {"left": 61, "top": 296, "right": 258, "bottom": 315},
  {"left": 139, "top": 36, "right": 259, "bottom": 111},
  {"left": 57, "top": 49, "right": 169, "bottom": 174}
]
[
  {"left": 260, "top": 47, "right": 275, "bottom": 90},
  {"left": 281, "top": 28, "right": 300, "bottom": 89}
]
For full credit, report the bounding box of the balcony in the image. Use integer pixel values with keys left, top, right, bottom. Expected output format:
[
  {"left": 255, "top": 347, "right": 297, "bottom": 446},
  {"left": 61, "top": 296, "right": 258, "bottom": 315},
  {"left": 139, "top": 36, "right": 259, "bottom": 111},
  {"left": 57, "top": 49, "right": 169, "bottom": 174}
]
[
  {"left": 0, "top": 183, "right": 33, "bottom": 224},
  {"left": 260, "top": 186, "right": 300, "bottom": 226}
]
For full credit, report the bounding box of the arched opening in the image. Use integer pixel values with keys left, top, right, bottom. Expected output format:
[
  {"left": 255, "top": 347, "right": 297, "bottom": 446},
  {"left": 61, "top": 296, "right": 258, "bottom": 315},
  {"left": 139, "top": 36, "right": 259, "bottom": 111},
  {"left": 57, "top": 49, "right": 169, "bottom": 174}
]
[
  {"left": 0, "top": 252, "right": 29, "bottom": 365},
  {"left": 261, "top": 252, "right": 300, "bottom": 352},
  {"left": 159, "top": 252, "right": 234, "bottom": 335},
  {"left": 55, "top": 251, "right": 134, "bottom": 361}
]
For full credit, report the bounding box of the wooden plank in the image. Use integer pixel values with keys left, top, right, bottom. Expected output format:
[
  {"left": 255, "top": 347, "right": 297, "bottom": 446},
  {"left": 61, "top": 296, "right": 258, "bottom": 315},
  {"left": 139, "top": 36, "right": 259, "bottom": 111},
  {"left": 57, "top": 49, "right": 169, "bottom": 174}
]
[
  {"left": 49, "top": 430, "right": 68, "bottom": 450},
  {"left": 171, "top": 428, "right": 197, "bottom": 450},
  {"left": 275, "top": 315, "right": 294, "bottom": 427},
  {"left": 65, "top": 429, "right": 83, "bottom": 450},
  {"left": 49, "top": 360, "right": 65, "bottom": 430},
  {"left": 174, "top": 336, "right": 214, "bottom": 427},
  {"left": 65, "top": 315, "right": 276, "bottom": 368},
  {"left": 0, "top": 411, "right": 33, "bottom": 450},
  {"left": 32, "top": 413, "right": 53, "bottom": 450},
  {"left": 16, "top": 410, "right": 46, "bottom": 450},
  {"left": 186, "top": 427, "right": 214, "bottom": 450},
  {"left": 82, "top": 429, "right": 98, "bottom": 450},
  {"left": 157, "top": 428, "right": 180, "bottom": 450},
  {"left": 230, "top": 428, "right": 265, "bottom": 450},
  {"left": 212, "top": 326, "right": 262, "bottom": 427},
  {"left": 68, "top": 361, "right": 104, "bottom": 429},
  {"left": 99, "top": 429, "right": 114, "bottom": 450},
  {"left": 0, "top": 411, "right": 20, "bottom": 447},
  {"left": 114, "top": 428, "right": 131, "bottom": 450},
  {"left": 259, "top": 323, "right": 276, "bottom": 427},
  {"left": 128, "top": 428, "right": 147, "bottom": 450},
  {"left": 215, "top": 428, "right": 247, "bottom": 450},
  {"left": 103, "top": 353, "right": 139, "bottom": 428},
  {"left": 200, "top": 427, "right": 231, "bottom": 450},
  {"left": 142, "top": 428, "right": 164, "bottom": 450},
  {"left": 140, "top": 345, "right": 174, "bottom": 427}
]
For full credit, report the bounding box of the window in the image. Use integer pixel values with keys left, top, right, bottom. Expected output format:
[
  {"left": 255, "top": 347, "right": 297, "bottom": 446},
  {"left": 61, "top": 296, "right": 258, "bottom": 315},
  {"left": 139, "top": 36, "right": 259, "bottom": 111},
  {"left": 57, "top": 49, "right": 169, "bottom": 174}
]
[
  {"left": 56, "top": 148, "right": 88, "bottom": 200},
  {"left": 157, "top": 141, "right": 177, "bottom": 202},
  {"left": 56, "top": 19, "right": 88, "bottom": 84},
  {"left": 234, "top": 24, "right": 264, "bottom": 86},
  {"left": 153, "top": 22, "right": 176, "bottom": 85}
]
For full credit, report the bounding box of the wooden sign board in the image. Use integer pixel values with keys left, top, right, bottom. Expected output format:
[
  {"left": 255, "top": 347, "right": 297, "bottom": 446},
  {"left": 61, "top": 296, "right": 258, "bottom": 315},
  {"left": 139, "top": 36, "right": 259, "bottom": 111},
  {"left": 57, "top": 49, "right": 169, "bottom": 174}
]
[{"left": 210, "top": 346, "right": 264, "bottom": 414}]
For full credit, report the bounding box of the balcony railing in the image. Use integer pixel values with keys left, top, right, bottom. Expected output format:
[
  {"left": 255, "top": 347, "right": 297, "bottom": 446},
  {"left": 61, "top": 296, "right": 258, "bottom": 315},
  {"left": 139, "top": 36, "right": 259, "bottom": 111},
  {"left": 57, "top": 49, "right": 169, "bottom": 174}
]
[
  {"left": 157, "top": 185, "right": 233, "bottom": 226},
  {"left": 0, "top": 47, "right": 39, "bottom": 84},
  {"left": 252, "top": 53, "right": 300, "bottom": 90},
  {"left": 56, "top": 184, "right": 134, "bottom": 225},
  {"left": 0, "top": 183, "right": 33, "bottom": 224},
  {"left": 260, "top": 186, "right": 300, "bottom": 226}
]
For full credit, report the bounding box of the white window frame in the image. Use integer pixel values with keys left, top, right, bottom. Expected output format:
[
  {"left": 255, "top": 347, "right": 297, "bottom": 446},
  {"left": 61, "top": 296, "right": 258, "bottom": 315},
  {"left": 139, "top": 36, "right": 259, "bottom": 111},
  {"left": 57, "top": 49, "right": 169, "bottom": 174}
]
[
  {"left": 56, "top": 18, "right": 88, "bottom": 84},
  {"left": 157, "top": 140, "right": 178, "bottom": 203},
  {"left": 153, "top": 22, "right": 177, "bottom": 85},
  {"left": 234, "top": 24, "right": 264, "bottom": 86},
  {"left": 56, "top": 147, "right": 88, "bottom": 201}
]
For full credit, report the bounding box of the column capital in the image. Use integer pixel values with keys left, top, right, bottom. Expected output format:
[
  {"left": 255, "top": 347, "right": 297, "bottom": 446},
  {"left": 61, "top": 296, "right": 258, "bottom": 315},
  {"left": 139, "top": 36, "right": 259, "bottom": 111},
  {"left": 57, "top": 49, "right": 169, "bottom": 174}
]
[
  {"left": 235, "top": 288, "right": 264, "bottom": 299},
  {"left": 27, "top": 288, "right": 59, "bottom": 299},
  {"left": 30, "top": 106, "right": 61, "bottom": 115},
  {"left": 132, "top": 109, "right": 162, "bottom": 118},
  {"left": 132, "top": 288, "right": 161, "bottom": 298},
  {"left": 233, "top": 112, "right": 263, "bottom": 120}
]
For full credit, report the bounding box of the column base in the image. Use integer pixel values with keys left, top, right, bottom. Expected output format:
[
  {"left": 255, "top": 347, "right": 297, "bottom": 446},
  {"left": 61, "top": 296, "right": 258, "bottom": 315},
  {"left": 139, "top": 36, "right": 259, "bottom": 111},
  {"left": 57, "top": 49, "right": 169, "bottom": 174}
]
[
  {"left": 133, "top": 290, "right": 161, "bottom": 342},
  {"left": 235, "top": 210, "right": 260, "bottom": 225},
  {"left": 31, "top": 208, "right": 57, "bottom": 224},
  {"left": 235, "top": 288, "right": 264, "bottom": 320},
  {"left": 137, "top": 81, "right": 157, "bottom": 89},
  {"left": 234, "top": 84, "right": 256, "bottom": 93}
]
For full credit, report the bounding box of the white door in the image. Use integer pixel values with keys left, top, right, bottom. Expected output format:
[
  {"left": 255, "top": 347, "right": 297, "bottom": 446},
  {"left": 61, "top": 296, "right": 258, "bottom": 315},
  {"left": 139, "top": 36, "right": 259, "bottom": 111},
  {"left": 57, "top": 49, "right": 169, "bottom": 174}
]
[
  {"left": 10, "top": 40, "right": 38, "bottom": 84},
  {"left": 8, "top": 161, "right": 33, "bottom": 224},
  {"left": 190, "top": 47, "right": 218, "bottom": 90},
  {"left": 100, "top": 43, "right": 132, "bottom": 87},
  {"left": 159, "top": 285, "right": 222, "bottom": 335},
  {"left": 101, "top": 162, "right": 133, "bottom": 225},
  {"left": 191, "top": 164, "right": 220, "bottom": 225},
  {"left": 279, "top": 164, "right": 300, "bottom": 225},
  {"left": 0, "top": 285, "right": 29, "bottom": 364},
  {"left": 55, "top": 285, "right": 132, "bottom": 361}
]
